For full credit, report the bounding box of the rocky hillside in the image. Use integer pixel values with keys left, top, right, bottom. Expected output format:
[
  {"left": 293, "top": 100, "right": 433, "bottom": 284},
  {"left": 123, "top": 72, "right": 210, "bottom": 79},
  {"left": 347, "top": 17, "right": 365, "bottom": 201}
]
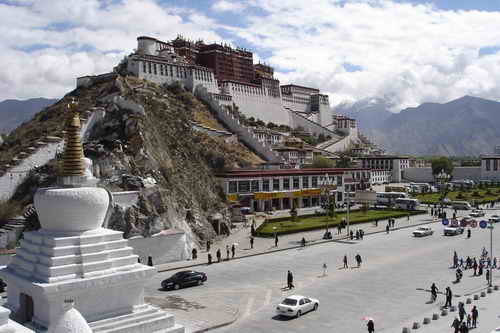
[{"left": 1, "top": 75, "right": 262, "bottom": 243}]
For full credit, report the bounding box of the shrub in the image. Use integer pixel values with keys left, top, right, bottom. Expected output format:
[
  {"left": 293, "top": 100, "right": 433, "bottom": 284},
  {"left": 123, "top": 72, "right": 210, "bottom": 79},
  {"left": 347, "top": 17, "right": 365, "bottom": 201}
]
[{"left": 0, "top": 200, "right": 22, "bottom": 222}]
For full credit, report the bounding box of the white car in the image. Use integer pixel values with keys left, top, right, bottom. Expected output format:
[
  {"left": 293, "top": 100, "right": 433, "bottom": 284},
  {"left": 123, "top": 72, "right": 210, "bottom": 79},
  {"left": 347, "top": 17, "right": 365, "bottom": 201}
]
[
  {"left": 444, "top": 226, "right": 464, "bottom": 236},
  {"left": 490, "top": 327, "right": 500, "bottom": 333},
  {"left": 413, "top": 226, "right": 433, "bottom": 237},
  {"left": 470, "top": 210, "right": 485, "bottom": 217},
  {"left": 276, "top": 295, "right": 319, "bottom": 318},
  {"left": 490, "top": 215, "right": 500, "bottom": 223}
]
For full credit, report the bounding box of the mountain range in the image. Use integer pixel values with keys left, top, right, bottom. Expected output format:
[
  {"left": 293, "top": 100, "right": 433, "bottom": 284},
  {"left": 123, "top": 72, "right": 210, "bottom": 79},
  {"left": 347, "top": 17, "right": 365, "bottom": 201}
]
[
  {"left": 335, "top": 95, "right": 500, "bottom": 156},
  {"left": 0, "top": 98, "right": 58, "bottom": 134}
]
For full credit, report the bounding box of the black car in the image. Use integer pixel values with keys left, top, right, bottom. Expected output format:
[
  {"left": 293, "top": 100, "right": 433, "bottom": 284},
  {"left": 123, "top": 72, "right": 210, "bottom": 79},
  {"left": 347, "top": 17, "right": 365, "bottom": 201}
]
[{"left": 161, "top": 270, "right": 207, "bottom": 290}]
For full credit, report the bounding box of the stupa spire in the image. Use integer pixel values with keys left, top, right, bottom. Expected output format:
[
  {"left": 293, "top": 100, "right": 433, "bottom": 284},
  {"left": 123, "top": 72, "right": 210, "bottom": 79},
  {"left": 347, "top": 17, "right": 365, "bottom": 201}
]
[{"left": 59, "top": 99, "right": 85, "bottom": 178}]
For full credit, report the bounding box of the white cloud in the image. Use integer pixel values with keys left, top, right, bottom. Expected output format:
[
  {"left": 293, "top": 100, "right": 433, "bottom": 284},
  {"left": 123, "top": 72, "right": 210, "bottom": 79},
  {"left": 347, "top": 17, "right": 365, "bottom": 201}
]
[{"left": 211, "top": 0, "right": 246, "bottom": 13}]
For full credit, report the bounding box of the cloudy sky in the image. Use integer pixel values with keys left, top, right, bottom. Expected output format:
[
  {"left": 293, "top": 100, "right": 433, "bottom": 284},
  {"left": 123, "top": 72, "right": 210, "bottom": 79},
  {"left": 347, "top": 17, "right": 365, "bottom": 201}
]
[{"left": 2, "top": 0, "right": 500, "bottom": 111}]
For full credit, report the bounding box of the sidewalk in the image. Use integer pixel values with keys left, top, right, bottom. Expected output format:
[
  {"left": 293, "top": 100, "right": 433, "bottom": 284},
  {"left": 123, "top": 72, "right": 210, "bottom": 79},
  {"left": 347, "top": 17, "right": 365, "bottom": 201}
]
[{"left": 156, "top": 208, "right": 456, "bottom": 273}]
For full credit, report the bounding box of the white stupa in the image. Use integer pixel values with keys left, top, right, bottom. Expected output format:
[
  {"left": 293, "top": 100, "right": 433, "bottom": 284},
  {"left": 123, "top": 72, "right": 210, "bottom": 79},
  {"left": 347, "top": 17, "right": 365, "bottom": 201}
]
[{"left": 0, "top": 100, "right": 184, "bottom": 332}]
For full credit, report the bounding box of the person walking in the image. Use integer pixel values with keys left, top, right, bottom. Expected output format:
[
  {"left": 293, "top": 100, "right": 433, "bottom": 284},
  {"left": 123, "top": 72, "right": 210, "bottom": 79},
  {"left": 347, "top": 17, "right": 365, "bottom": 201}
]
[
  {"left": 467, "top": 229, "right": 471, "bottom": 239},
  {"left": 466, "top": 313, "right": 471, "bottom": 328},
  {"left": 486, "top": 269, "right": 490, "bottom": 284},
  {"left": 445, "top": 286, "right": 453, "bottom": 308},
  {"left": 407, "top": 213, "right": 410, "bottom": 221},
  {"left": 386, "top": 224, "right": 390, "bottom": 234},
  {"left": 206, "top": 240, "right": 211, "bottom": 252},
  {"left": 207, "top": 253, "right": 212, "bottom": 265},
  {"left": 322, "top": 263, "right": 328, "bottom": 276},
  {"left": 147, "top": 256, "right": 153, "bottom": 266},
  {"left": 226, "top": 245, "right": 230, "bottom": 260},
  {"left": 287, "top": 270, "right": 294, "bottom": 289},
  {"left": 471, "top": 306, "right": 478, "bottom": 328},
  {"left": 343, "top": 255, "right": 348, "bottom": 269},
  {"left": 231, "top": 244, "right": 236, "bottom": 258},
  {"left": 250, "top": 236, "right": 254, "bottom": 249},
  {"left": 360, "top": 229, "right": 364, "bottom": 240},
  {"left": 458, "top": 302, "right": 466, "bottom": 322},
  {"left": 216, "top": 248, "right": 221, "bottom": 263},
  {"left": 367, "top": 319, "right": 375, "bottom": 333},
  {"left": 451, "top": 317, "right": 460, "bottom": 333},
  {"left": 459, "top": 321, "right": 468, "bottom": 333},
  {"left": 473, "top": 259, "right": 478, "bottom": 276},
  {"left": 274, "top": 234, "right": 279, "bottom": 247},
  {"left": 350, "top": 230, "right": 354, "bottom": 240},
  {"left": 192, "top": 248, "right": 197, "bottom": 260},
  {"left": 431, "top": 208, "right": 434, "bottom": 216},
  {"left": 355, "top": 253, "right": 362, "bottom": 268},
  {"left": 430, "top": 283, "right": 438, "bottom": 302}
]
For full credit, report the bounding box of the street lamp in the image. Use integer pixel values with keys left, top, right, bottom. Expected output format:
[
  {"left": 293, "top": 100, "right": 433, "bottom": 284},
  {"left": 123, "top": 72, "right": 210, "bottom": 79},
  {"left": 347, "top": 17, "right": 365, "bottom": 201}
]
[
  {"left": 345, "top": 172, "right": 353, "bottom": 237},
  {"left": 487, "top": 219, "right": 494, "bottom": 287},
  {"left": 436, "top": 169, "right": 451, "bottom": 206},
  {"left": 320, "top": 173, "right": 334, "bottom": 232}
]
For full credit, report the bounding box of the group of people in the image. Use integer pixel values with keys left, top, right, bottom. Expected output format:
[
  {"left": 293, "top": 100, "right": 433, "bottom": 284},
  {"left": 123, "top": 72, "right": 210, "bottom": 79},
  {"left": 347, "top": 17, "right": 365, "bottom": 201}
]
[
  {"left": 451, "top": 303, "right": 479, "bottom": 333},
  {"left": 349, "top": 229, "right": 365, "bottom": 240},
  {"left": 453, "top": 249, "right": 497, "bottom": 284},
  {"left": 343, "top": 253, "right": 363, "bottom": 268},
  {"left": 205, "top": 240, "right": 237, "bottom": 264}
]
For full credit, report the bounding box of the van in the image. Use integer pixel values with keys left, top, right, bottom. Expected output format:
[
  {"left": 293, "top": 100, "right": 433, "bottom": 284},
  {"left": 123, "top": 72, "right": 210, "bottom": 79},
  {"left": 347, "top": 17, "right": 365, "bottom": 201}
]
[{"left": 451, "top": 201, "right": 472, "bottom": 210}]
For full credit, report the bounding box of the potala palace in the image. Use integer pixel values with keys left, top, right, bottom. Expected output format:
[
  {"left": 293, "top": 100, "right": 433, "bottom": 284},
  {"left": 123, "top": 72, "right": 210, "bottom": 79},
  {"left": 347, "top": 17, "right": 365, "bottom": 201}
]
[{"left": 78, "top": 36, "right": 372, "bottom": 156}]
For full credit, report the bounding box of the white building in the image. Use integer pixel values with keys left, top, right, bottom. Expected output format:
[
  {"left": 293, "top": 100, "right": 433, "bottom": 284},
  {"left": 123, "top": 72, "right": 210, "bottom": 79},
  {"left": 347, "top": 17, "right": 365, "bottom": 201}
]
[{"left": 360, "top": 155, "right": 410, "bottom": 183}]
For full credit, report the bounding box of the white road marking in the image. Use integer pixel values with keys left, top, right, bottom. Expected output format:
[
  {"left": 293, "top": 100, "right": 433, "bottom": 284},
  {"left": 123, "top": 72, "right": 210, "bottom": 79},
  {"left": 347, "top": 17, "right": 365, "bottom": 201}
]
[
  {"left": 264, "top": 289, "right": 272, "bottom": 306},
  {"left": 243, "top": 296, "right": 255, "bottom": 317}
]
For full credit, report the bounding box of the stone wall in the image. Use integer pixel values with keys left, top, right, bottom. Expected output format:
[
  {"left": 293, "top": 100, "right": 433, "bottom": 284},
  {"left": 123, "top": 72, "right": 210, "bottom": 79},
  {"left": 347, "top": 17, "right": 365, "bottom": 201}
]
[
  {"left": 288, "top": 109, "right": 338, "bottom": 138},
  {"left": 128, "top": 231, "right": 191, "bottom": 265},
  {"left": 195, "top": 86, "right": 282, "bottom": 163}
]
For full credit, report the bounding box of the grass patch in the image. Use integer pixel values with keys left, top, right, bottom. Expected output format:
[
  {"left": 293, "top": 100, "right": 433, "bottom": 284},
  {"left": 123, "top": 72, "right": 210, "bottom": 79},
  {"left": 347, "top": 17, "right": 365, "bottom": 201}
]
[
  {"left": 255, "top": 209, "right": 426, "bottom": 237},
  {"left": 414, "top": 187, "right": 500, "bottom": 204}
]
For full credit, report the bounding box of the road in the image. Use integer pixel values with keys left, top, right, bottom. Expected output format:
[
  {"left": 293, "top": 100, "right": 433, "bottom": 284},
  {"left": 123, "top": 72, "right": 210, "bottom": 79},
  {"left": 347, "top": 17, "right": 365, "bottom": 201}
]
[{"left": 146, "top": 208, "right": 500, "bottom": 333}]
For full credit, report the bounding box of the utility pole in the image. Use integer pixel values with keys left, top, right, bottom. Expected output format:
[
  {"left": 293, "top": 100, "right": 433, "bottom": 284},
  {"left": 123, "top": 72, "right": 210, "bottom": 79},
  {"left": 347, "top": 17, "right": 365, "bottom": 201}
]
[{"left": 489, "top": 219, "right": 494, "bottom": 287}]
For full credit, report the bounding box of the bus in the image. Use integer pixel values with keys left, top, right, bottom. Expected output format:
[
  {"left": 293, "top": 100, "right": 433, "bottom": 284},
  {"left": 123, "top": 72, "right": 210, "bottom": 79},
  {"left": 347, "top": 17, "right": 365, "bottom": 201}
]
[
  {"left": 376, "top": 192, "right": 409, "bottom": 206},
  {"left": 451, "top": 201, "right": 472, "bottom": 210},
  {"left": 395, "top": 198, "right": 420, "bottom": 210}
]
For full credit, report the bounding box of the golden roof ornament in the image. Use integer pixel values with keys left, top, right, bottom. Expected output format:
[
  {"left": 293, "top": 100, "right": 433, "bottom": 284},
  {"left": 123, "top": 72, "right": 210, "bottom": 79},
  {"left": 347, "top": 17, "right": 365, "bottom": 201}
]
[{"left": 59, "top": 99, "right": 85, "bottom": 178}]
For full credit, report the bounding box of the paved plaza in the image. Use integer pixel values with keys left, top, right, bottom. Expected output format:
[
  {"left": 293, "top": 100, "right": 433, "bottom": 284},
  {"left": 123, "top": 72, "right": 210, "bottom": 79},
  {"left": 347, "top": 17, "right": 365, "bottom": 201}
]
[{"left": 146, "top": 207, "right": 500, "bottom": 333}]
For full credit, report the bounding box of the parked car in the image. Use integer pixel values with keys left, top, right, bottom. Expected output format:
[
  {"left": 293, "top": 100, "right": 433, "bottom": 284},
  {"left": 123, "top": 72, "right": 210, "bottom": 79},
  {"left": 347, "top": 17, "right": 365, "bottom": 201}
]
[
  {"left": 276, "top": 295, "right": 319, "bottom": 318},
  {"left": 490, "top": 215, "right": 500, "bottom": 223},
  {"left": 161, "top": 270, "right": 207, "bottom": 290},
  {"left": 413, "top": 226, "right": 433, "bottom": 237},
  {"left": 470, "top": 209, "right": 485, "bottom": 217},
  {"left": 444, "top": 226, "right": 464, "bottom": 236}
]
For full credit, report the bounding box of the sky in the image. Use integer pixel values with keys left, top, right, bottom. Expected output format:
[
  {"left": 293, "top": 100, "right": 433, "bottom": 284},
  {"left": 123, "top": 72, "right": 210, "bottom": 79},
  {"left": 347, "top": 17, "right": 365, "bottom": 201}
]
[{"left": 2, "top": 0, "right": 500, "bottom": 111}]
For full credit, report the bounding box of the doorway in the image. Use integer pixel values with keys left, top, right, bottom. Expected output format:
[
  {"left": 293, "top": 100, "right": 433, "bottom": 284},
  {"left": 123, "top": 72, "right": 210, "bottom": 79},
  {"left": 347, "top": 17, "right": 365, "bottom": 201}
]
[{"left": 18, "top": 293, "right": 34, "bottom": 323}]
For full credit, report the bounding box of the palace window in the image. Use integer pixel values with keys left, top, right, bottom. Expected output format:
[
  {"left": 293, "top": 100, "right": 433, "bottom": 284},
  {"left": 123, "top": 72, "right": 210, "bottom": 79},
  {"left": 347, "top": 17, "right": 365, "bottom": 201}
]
[
  {"left": 283, "top": 178, "right": 290, "bottom": 190},
  {"left": 251, "top": 180, "right": 259, "bottom": 192},
  {"left": 142, "top": 61, "right": 146, "bottom": 73},
  {"left": 262, "top": 179, "right": 270, "bottom": 192},
  {"left": 486, "top": 159, "right": 491, "bottom": 171},
  {"left": 293, "top": 177, "right": 300, "bottom": 189},
  {"left": 311, "top": 176, "right": 318, "bottom": 188},
  {"left": 337, "top": 176, "right": 342, "bottom": 186},
  {"left": 238, "top": 181, "right": 250, "bottom": 193},
  {"left": 148, "top": 62, "right": 152, "bottom": 74},
  {"left": 302, "top": 176, "right": 309, "bottom": 189},
  {"left": 153, "top": 63, "right": 157, "bottom": 75},
  {"left": 228, "top": 181, "right": 237, "bottom": 194},
  {"left": 273, "top": 179, "right": 280, "bottom": 191},
  {"left": 495, "top": 159, "right": 498, "bottom": 171}
]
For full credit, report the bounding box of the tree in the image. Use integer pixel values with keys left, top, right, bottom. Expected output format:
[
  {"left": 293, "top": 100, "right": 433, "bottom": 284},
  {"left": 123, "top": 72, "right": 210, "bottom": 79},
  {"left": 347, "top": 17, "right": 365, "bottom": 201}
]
[
  {"left": 335, "top": 153, "right": 354, "bottom": 168},
  {"left": 431, "top": 156, "right": 454, "bottom": 178},
  {"left": 305, "top": 156, "right": 335, "bottom": 168},
  {"left": 266, "top": 122, "right": 277, "bottom": 129}
]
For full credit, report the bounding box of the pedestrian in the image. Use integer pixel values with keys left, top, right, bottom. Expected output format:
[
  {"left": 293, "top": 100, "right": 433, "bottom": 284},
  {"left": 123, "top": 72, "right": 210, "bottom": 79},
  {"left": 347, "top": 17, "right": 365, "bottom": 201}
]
[
  {"left": 459, "top": 321, "right": 468, "bottom": 333},
  {"left": 226, "top": 245, "right": 230, "bottom": 260},
  {"left": 301, "top": 237, "right": 306, "bottom": 247},
  {"left": 467, "top": 229, "right": 471, "bottom": 239},
  {"left": 486, "top": 269, "right": 490, "bottom": 284},
  {"left": 250, "top": 236, "right": 254, "bottom": 249},
  {"left": 454, "top": 251, "right": 458, "bottom": 268},
  {"left": 451, "top": 317, "right": 460, "bottom": 333},
  {"left": 473, "top": 260, "right": 478, "bottom": 275},
  {"left": 367, "top": 319, "right": 375, "bottom": 333},
  {"left": 478, "top": 263, "right": 483, "bottom": 276},
  {"left": 275, "top": 234, "right": 279, "bottom": 247},
  {"left": 356, "top": 230, "right": 360, "bottom": 240},
  {"left": 407, "top": 213, "right": 410, "bottom": 221},
  {"left": 287, "top": 270, "right": 294, "bottom": 289},
  {"left": 216, "top": 248, "right": 221, "bottom": 263},
  {"left": 375, "top": 219, "right": 378, "bottom": 227},
  {"left": 430, "top": 283, "right": 438, "bottom": 302},
  {"left": 431, "top": 208, "right": 434, "bottom": 216},
  {"left": 356, "top": 253, "right": 362, "bottom": 268},
  {"left": 147, "top": 256, "right": 153, "bottom": 267},
  {"left": 207, "top": 240, "right": 211, "bottom": 252},
  {"left": 322, "top": 263, "right": 328, "bottom": 276},
  {"left": 343, "top": 255, "right": 348, "bottom": 269},
  {"left": 494, "top": 257, "right": 498, "bottom": 268},
  {"left": 360, "top": 229, "right": 364, "bottom": 239},
  {"left": 337, "top": 224, "right": 341, "bottom": 235},
  {"left": 445, "top": 286, "right": 452, "bottom": 308},
  {"left": 386, "top": 224, "right": 390, "bottom": 234},
  {"left": 458, "top": 302, "right": 466, "bottom": 322},
  {"left": 192, "top": 248, "right": 197, "bottom": 260},
  {"left": 471, "top": 306, "right": 478, "bottom": 328},
  {"left": 349, "top": 230, "right": 354, "bottom": 240},
  {"left": 208, "top": 253, "right": 212, "bottom": 265},
  {"left": 466, "top": 314, "right": 471, "bottom": 328},
  {"left": 231, "top": 244, "right": 235, "bottom": 258},
  {"left": 251, "top": 224, "right": 255, "bottom": 236}
]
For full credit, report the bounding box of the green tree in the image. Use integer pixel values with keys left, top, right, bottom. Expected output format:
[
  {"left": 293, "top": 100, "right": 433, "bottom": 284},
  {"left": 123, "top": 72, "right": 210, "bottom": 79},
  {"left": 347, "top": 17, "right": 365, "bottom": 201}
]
[
  {"left": 335, "top": 153, "right": 354, "bottom": 168},
  {"left": 431, "top": 156, "right": 454, "bottom": 178}
]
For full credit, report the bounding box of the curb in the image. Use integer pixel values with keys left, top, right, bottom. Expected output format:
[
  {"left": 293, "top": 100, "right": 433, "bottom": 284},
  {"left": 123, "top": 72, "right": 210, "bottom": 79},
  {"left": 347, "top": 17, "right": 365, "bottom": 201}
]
[
  {"left": 157, "top": 215, "right": 443, "bottom": 273},
  {"left": 192, "top": 308, "right": 239, "bottom": 333}
]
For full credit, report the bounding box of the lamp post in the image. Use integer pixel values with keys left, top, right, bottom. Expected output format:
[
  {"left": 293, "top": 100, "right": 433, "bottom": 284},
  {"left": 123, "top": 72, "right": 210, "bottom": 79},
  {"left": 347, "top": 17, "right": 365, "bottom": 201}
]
[
  {"left": 436, "top": 169, "right": 450, "bottom": 208},
  {"left": 345, "top": 172, "right": 353, "bottom": 237},
  {"left": 320, "top": 173, "right": 334, "bottom": 232},
  {"left": 488, "top": 219, "right": 494, "bottom": 287}
]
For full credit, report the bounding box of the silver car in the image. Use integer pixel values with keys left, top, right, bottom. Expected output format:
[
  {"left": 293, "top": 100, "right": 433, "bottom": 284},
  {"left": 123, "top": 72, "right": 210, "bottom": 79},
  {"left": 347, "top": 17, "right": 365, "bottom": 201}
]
[
  {"left": 276, "top": 295, "right": 319, "bottom": 318},
  {"left": 413, "top": 226, "right": 433, "bottom": 237}
]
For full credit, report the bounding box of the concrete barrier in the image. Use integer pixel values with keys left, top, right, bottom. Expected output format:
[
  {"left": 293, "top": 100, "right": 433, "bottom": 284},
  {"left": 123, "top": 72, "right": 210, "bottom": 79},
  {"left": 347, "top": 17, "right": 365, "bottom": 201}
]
[
  {"left": 402, "top": 328, "right": 411, "bottom": 333},
  {"left": 432, "top": 313, "right": 439, "bottom": 320},
  {"left": 494, "top": 285, "right": 499, "bottom": 291},
  {"left": 481, "top": 291, "right": 486, "bottom": 297},
  {"left": 423, "top": 317, "right": 431, "bottom": 324},
  {"left": 487, "top": 288, "right": 493, "bottom": 294},
  {"left": 466, "top": 298, "right": 472, "bottom": 304},
  {"left": 449, "top": 305, "right": 456, "bottom": 312},
  {"left": 441, "top": 309, "right": 448, "bottom": 316},
  {"left": 412, "top": 322, "right": 420, "bottom": 329}
]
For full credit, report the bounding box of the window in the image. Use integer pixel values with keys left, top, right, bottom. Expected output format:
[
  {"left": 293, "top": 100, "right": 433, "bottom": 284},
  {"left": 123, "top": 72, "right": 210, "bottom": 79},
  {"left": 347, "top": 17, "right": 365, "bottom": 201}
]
[
  {"left": 160, "top": 65, "right": 164, "bottom": 76},
  {"left": 302, "top": 176, "right": 309, "bottom": 188},
  {"left": 486, "top": 159, "right": 491, "bottom": 171},
  {"left": 148, "top": 62, "right": 152, "bottom": 74},
  {"left": 251, "top": 180, "right": 259, "bottom": 192},
  {"left": 337, "top": 176, "right": 342, "bottom": 186},
  {"left": 228, "top": 181, "right": 237, "bottom": 194},
  {"left": 311, "top": 176, "right": 318, "bottom": 188},
  {"left": 153, "top": 63, "right": 157, "bottom": 75},
  {"left": 142, "top": 61, "right": 146, "bottom": 73},
  {"left": 495, "top": 159, "right": 498, "bottom": 171},
  {"left": 238, "top": 181, "right": 250, "bottom": 193},
  {"left": 283, "top": 178, "right": 290, "bottom": 190},
  {"left": 273, "top": 179, "right": 280, "bottom": 191},
  {"left": 293, "top": 177, "right": 300, "bottom": 189},
  {"left": 262, "top": 179, "right": 270, "bottom": 192}
]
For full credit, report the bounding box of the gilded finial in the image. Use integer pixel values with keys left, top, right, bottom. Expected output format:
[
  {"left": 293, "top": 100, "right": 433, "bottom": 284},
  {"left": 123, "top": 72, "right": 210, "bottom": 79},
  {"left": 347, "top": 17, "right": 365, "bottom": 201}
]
[{"left": 59, "top": 99, "right": 85, "bottom": 177}]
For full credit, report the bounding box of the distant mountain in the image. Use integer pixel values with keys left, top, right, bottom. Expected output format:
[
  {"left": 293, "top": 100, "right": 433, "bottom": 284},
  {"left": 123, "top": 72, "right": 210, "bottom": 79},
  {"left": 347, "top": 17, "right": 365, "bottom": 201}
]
[
  {"left": 335, "top": 95, "right": 500, "bottom": 156},
  {"left": 0, "top": 98, "right": 58, "bottom": 134}
]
